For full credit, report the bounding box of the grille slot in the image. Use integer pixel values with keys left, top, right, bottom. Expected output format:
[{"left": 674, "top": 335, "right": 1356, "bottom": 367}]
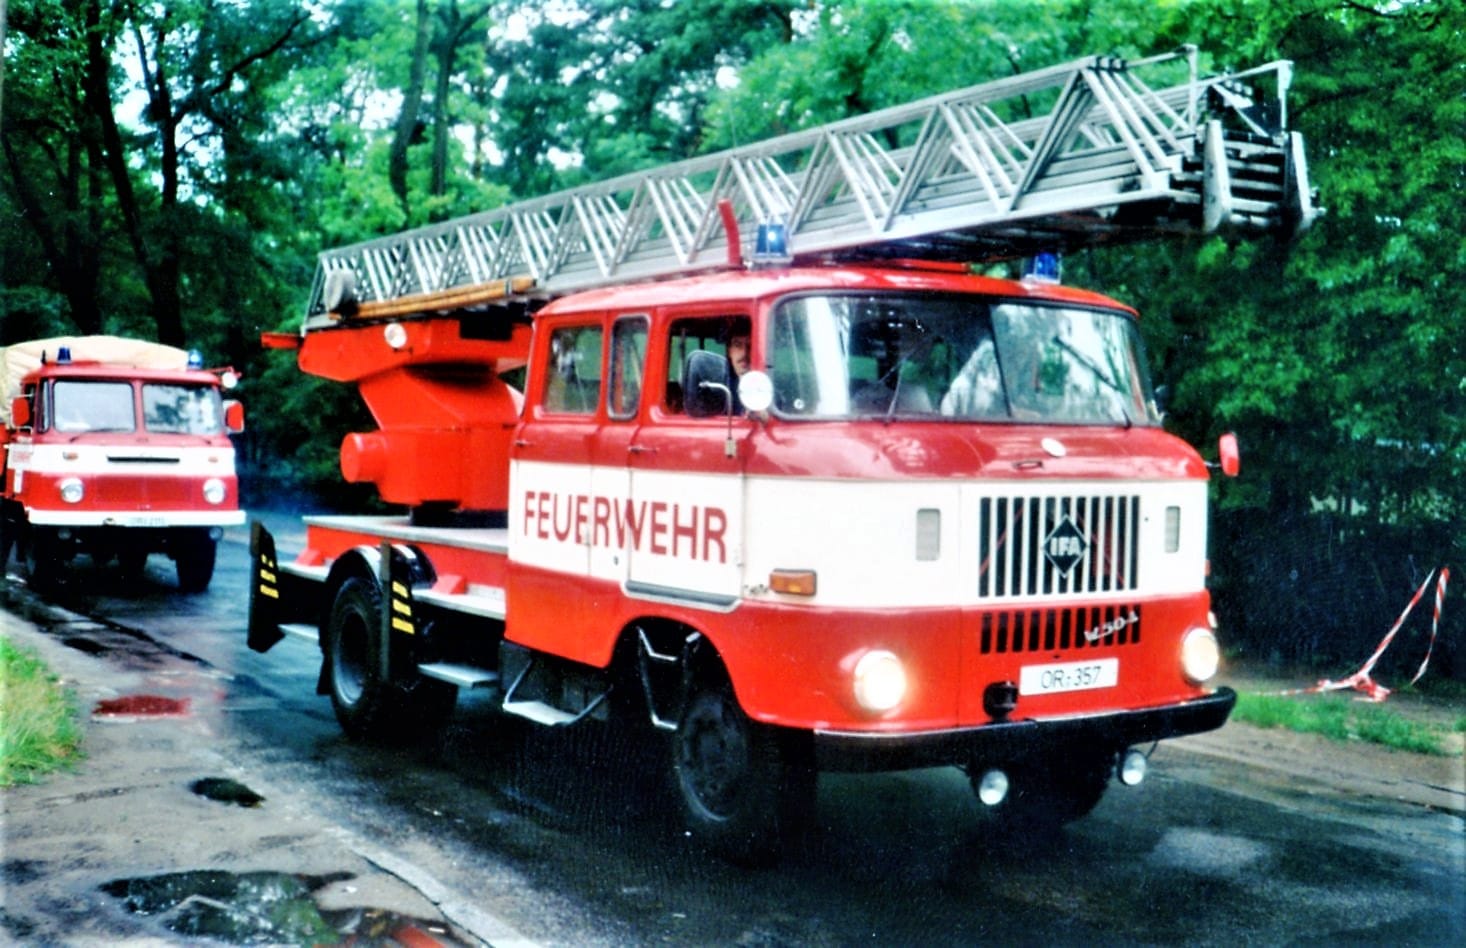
[
  {"left": 979, "top": 603, "right": 1143, "bottom": 655},
  {"left": 977, "top": 492, "right": 1140, "bottom": 599}
]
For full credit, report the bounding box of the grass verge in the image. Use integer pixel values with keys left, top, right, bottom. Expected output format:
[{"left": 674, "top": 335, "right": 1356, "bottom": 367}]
[
  {"left": 1233, "top": 690, "right": 1462, "bottom": 757},
  {"left": 1, "top": 636, "right": 85, "bottom": 786}
]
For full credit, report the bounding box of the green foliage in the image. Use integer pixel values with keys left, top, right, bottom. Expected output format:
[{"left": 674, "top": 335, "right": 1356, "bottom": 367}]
[
  {"left": 1233, "top": 690, "right": 1455, "bottom": 756},
  {"left": 0, "top": 638, "right": 85, "bottom": 786}
]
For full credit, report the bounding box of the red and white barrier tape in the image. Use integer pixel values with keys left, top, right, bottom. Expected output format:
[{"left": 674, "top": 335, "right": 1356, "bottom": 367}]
[{"left": 1273, "top": 567, "right": 1450, "bottom": 703}]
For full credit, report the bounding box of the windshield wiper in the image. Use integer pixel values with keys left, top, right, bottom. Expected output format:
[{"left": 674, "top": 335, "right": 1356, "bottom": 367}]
[
  {"left": 875, "top": 335, "right": 937, "bottom": 423},
  {"left": 1051, "top": 335, "right": 1133, "bottom": 428}
]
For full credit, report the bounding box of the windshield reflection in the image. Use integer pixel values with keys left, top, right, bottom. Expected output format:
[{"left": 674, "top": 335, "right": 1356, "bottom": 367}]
[{"left": 768, "top": 294, "right": 1159, "bottom": 426}]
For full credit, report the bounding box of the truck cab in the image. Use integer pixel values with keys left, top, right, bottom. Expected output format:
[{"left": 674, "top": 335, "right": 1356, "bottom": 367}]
[{"left": 2, "top": 338, "right": 245, "bottom": 591}]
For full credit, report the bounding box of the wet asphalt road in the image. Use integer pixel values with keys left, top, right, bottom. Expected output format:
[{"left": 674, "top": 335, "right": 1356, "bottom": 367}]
[{"left": 3, "top": 514, "right": 1464, "bottom": 946}]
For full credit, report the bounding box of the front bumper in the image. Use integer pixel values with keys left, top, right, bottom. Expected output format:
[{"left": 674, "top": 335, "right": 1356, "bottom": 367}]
[{"left": 813, "top": 687, "right": 1236, "bottom": 772}]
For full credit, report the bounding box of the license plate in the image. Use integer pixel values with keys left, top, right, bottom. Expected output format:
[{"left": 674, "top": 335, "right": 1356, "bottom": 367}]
[
  {"left": 1019, "top": 657, "right": 1119, "bottom": 696},
  {"left": 118, "top": 516, "right": 169, "bottom": 527}
]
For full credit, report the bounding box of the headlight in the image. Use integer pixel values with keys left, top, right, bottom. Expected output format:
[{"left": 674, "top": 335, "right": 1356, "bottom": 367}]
[
  {"left": 1180, "top": 627, "right": 1220, "bottom": 684},
  {"left": 853, "top": 650, "right": 907, "bottom": 712},
  {"left": 59, "top": 477, "right": 85, "bottom": 504},
  {"left": 203, "top": 478, "right": 227, "bottom": 504}
]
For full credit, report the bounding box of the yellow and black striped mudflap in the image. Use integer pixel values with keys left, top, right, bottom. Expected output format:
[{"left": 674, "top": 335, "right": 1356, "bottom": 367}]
[
  {"left": 376, "top": 541, "right": 420, "bottom": 681},
  {"left": 247, "top": 520, "right": 286, "bottom": 653}
]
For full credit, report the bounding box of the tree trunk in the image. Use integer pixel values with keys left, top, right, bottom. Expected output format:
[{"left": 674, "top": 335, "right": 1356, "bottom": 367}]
[{"left": 390, "top": 0, "right": 432, "bottom": 218}]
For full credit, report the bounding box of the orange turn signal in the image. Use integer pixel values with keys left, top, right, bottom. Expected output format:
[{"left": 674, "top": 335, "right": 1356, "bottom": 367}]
[{"left": 769, "top": 569, "right": 817, "bottom": 596}]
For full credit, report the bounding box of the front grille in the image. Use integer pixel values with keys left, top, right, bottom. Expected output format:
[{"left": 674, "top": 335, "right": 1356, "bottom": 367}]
[
  {"left": 976, "top": 492, "right": 1140, "bottom": 599},
  {"left": 979, "top": 603, "right": 1143, "bottom": 655}
]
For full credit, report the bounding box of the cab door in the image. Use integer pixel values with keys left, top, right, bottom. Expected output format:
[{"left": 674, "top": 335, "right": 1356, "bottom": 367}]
[
  {"left": 507, "top": 317, "right": 603, "bottom": 656},
  {"left": 624, "top": 312, "right": 751, "bottom": 607},
  {"left": 587, "top": 314, "right": 649, "bottom": 587}
]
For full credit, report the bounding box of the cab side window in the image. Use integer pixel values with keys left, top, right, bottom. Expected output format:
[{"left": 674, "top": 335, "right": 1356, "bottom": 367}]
[
  {"left": 608, "top": 316, "right": 648, "bottom": 420},
  {"left": 542, "top": 325, "right": 603, "bottom": 414},
  {"left": 664, "top": 315, "right": 747, "bottom": 413}
]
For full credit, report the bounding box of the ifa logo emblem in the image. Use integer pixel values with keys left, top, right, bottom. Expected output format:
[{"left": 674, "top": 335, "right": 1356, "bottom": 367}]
[{"left": 1042, "top": 517, "right": 1088, "bottom": 575}]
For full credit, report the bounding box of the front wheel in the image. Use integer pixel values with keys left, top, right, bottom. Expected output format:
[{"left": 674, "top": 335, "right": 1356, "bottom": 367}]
[
  {"left": 174, "top": 529, "right": 216, "bottom": 592},
  {"left": 24, "top": 526, "right": 65, "bottom": 592},
  {"left": 673, "top": 683, "right": 812, "bottom": 865}
]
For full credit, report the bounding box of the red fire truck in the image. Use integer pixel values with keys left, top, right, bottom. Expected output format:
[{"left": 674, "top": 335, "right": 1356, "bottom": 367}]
[
  {"left": 1, "top": 336, "right": 245, "bottom": 591},
  {"left": 249, "top": 51, "right": 1313, "bottom": 862}
]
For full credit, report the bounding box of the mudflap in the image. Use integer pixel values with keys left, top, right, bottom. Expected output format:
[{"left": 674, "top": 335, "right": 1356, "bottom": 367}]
[{"left": 247, "top": 520, "right": 286, "bottom": 653}]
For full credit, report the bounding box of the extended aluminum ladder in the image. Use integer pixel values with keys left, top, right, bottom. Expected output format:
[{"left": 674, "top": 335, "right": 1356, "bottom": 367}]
[{"left": 305, "top": 47, "right": 1315, "bottom": 327}]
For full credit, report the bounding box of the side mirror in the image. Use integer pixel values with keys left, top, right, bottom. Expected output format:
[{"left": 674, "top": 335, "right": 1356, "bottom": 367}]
[
  {"left": 683, "top": 349, "right": 732, "bottom": 418},
  {"left": 1218, "top": 432, "right": 1240, "bottom": 478},
  {"left": 738, "top": 370, "right": 774, "bottom": 414},
  {"left": 10, "top": 396, "right": 31, "bottom": 429},
  {"left": 224, "top": 400, "right": 245, "bottom": 434}
]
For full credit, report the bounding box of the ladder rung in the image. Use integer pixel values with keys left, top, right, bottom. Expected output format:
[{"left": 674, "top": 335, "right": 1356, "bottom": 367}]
[{"left": 417, "top": 663, "right": 499, "bottom": 689}]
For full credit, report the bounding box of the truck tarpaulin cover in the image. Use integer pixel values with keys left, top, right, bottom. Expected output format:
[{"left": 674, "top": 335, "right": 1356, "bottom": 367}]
[{"left": 1, "top": 336, "right": 190, "bottom": 426}]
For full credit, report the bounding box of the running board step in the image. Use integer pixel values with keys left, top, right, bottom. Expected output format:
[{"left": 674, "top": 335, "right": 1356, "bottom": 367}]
[
  {"left": 417, "top": 663, "right": 499, "bottom": 689},
  {"left": 280, "top": 623, "right": 319, "bottom": 643},
  {"left": 501, "top": 699, "right": 579, "bottom": 726}
]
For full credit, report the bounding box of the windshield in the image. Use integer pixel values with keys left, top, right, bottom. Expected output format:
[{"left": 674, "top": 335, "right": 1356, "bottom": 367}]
[
  {"left": 143, "top": 383, "right": 224, "bottom": 434},
  {"left": 768, "top": 293, "right": 1159, "bottom": 425},
  {"left": 52, "top": 381, "right": 136, "bottom": 433}
]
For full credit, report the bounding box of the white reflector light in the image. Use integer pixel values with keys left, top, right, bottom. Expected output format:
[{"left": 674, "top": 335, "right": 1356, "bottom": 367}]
[
  {"left": 977, "top": 769, "right": 1010, "bottom": 806},
  {"left": 1119, "top": 749, "right": 1148, "bottom": 786}
]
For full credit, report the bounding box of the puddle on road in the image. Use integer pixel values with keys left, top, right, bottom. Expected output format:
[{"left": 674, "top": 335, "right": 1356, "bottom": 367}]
[
  {"left": 191, "top": 777, "right": 265, "bottom": 808},
  {"left": 102, "top": 869, "right": 473, "bottom": 946},
  {"left": 92, "top": 694, "right": 191, "bottom": 718}
]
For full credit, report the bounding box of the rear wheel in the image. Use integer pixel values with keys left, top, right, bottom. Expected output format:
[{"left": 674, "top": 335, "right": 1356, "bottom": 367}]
[
  {"left": 673, "top": 682, "right": 812, "bottom": 865},
  {"left": 325, "top": 576, "right": 456, "bottom": 742},
  {"left": 174, "top": 529, "right": 216, "bottom": 592}
]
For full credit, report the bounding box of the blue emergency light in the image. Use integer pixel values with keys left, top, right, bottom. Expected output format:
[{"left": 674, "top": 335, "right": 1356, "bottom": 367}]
[
  {"left": 56, "top": 346, "right": 73, "bottom": 364},
  {"left": 188, "top": 349, "right": 204, "bottom": 369},
  {"left": 1024, "top": 252, "right": 1062, "bottom": 283},
  {"left": 752, "top": 219, "right": 792, "bottom": 267}
]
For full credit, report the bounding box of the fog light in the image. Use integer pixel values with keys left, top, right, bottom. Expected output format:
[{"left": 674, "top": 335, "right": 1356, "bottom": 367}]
[
  {"left": 853, "top": 650, "right": 907, "bottom": 712},
  {"left": 59, "top": 477, "right": 85, "bottom": 503},
  {"left": 976, "top": 769, "right": 1010, "bottom": 806},
  {"left": 203, "top": 478, "right": 227, "bottom": 504},
  {"left": 1181, "top": 627, "right": 1221, "bottom": 684},
  {"left": 1119, "top": 748, "right": 1148, "bottom": 786}
]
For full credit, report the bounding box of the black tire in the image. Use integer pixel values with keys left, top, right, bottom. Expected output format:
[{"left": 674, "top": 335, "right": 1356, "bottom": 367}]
[
  {"left": 175, "top": 530, "right": 216, "bottom": 592},
  {"left": 325, "top": 576, "right": 396, "bottom": 740},
  {"left": 673, "top": 682, "right": 809, "bottom": 866},
  {"left": 973, "top": 748, "right": 1114, "bottom": 833},
  {"left": 118, "top": 548, "right": 149, "bottom": 579},
  {"left": 324, "top": 576, "right": 456, "bottom": 742},
  {"left": 24, "top": 526, "right": 64, "bottom": 592}
]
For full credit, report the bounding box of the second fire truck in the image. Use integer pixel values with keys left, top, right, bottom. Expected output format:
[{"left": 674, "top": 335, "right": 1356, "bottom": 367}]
[{"left": 250, "top": 50, "right": 1314, "bottom": 862}]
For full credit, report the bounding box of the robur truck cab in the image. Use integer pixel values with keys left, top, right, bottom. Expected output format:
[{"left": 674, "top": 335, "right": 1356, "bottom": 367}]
[
  {"left": 1, "top": 336, "right": 245, "bottom": 591},
  {"left": 249, "top": 50, "right": 1314, "bottom": 862}
]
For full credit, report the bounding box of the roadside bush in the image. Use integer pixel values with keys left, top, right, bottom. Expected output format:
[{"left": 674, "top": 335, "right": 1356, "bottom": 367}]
[{"left": 0, "top": 638, "right": 84, "bottom": 785}]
